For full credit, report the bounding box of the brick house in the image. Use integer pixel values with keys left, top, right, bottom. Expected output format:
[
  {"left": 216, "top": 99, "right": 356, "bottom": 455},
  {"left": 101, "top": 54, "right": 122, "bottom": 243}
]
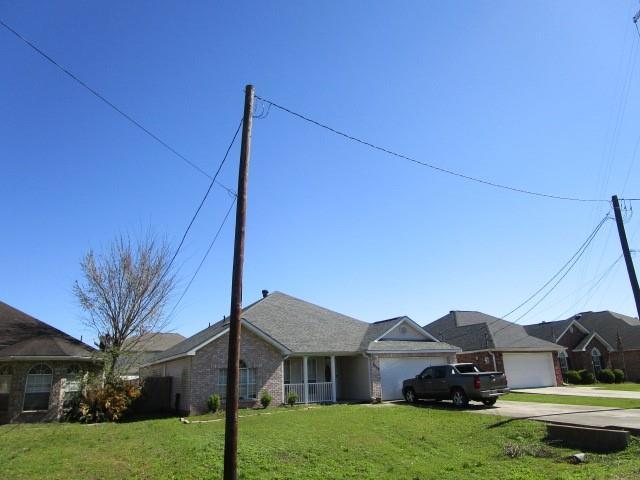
[
  {"left": 140, "top": 291, "right": 459, "bottom": 414},
  {"left": 524, "top": 311, "right": 640, "bottom": 380},
  {"left": 0, "top": 301, "right": 99, "bottom": 424},
  {"left": 424, "top": 311, "right": 565, "bottom": 389},
  {"left": 118, "top": 332, "right": 186, "bottom": 379}
]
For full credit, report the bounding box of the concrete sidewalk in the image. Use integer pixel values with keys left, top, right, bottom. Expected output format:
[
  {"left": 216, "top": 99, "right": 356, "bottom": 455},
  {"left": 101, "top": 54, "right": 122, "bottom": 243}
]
[
  {"left": 473, "top": 400, "right": 640, "bottom": 434},
  {"left": 514, "top": 386, "right": 640, "bottom": 400}
]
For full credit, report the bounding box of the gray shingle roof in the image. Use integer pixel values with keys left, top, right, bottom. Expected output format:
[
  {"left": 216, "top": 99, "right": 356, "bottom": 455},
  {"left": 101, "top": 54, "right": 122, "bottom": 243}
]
[
  {"left": 122, "top": 332, "right": 186, "bottom": 352},
  {"left": 525, "top": 311, "right": 640, "bottom": 350},
  {"left": 424, "top": 311, "right": 564, "bottom": 352},
  {"left": 149, "top": 292, "right": 454, "bottom": 364},
  {"left": 367, "top": 340, "right": 459, "bottom": 352},
  {"left": 0, "top": 300, "right": 95, "bottom": 358}
]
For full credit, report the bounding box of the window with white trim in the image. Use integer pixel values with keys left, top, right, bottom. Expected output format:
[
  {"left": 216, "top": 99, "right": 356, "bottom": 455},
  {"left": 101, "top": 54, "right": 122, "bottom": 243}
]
[
  {"left": 63, "top": 364, "right": 83, "bottom": 406},
  {"left": 591, "top": 348, "right": 604, "bottom": 374},
  {"left": 24, "top": 364, "right": 53, "bottom": 411},
  {"left": 558, "top": 352, "right": 569, "bottom": 373},
  {"left": 0, "top": 365, "right": 12, "bottom": 412},
  {"left": 217, "top": 360, "right": 256, "bottom": 400}
]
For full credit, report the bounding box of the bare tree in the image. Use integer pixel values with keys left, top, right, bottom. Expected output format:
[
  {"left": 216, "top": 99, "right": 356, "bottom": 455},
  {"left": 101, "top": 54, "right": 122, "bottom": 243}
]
[{"left": 74, "top": 234, "right": 176, "bottom": 379}]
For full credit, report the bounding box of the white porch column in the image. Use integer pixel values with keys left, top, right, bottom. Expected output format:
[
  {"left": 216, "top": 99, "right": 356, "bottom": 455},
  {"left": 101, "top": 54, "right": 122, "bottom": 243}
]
[
  {"left": 330, "top": 355, "right": 336, "bottom": 402},
  {"left": 303, "top": 356, "right": 309, "bottom": 404}
]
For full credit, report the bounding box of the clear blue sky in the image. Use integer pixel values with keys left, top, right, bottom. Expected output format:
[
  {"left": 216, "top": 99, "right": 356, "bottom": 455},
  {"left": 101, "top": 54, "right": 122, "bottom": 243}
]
[{"left": 1, "top": 1, "right": 639, "bottom": 343}]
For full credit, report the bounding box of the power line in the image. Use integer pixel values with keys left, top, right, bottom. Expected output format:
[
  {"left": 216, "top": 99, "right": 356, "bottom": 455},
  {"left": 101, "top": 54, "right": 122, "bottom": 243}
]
[
  {"left": 435, "top": 215, "right": 610, "bottom": 346},
  {"left": 0, "top": 18, "right": 236, "bottom": 196},
  {"left": 504, "top": 215, "right": 611, "bottom": 322},
  {"left": 255, "top": 95, "right": 613, "bottom": 203},
  {"left": 167, "top": 198, "right": 236, "bottom": 320},
  {"left": 166, "top": 119, "right": 242, "bottom": 272}
]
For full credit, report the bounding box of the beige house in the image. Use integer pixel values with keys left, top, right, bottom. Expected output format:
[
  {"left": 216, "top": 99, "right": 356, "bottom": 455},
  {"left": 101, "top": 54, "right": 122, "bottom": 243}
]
[{"left": 141, "top": 291, "right": 458, "bottom": 414}]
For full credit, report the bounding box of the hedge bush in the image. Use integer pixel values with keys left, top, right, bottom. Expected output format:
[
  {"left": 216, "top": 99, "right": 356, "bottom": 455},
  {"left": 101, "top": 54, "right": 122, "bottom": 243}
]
[
  {"left": 579, "top": 369, "right": 595, "bottom": 384},
  {"left": 260, "top": 390, "right": 272, "bottom": 408},
  {"left": 287, "top": 391, "right": 298, "bottom": 406},
  {"left": 564, "top": 370, "right": 581, "bottom": 384},
  {"left": 613, "top": 369, "right": 625, "bottom": 383},
  {"left": 597, "top": 369, "right": 615, "bottom": 384},
  {"left": 207, "top": 394, "right": 221, "bottom": 413}
]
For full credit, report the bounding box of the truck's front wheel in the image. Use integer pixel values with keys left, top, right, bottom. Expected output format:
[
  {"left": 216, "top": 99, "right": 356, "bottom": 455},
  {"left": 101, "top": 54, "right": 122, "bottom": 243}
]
[
  {"left": 451, "top": 388, "right": 469, "bottom": 408},
  {"left": 404, "top": 388, "right": 416, "bottom": 403}
]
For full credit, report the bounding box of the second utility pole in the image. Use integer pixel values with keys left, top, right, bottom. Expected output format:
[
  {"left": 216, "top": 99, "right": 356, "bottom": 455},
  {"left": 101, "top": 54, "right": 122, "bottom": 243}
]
[
  {"left": 612, "top": 195, "right": 640, "bottom": 319},
  {"left": 224, "top": 84, "right": 254, "bottom": 480}
]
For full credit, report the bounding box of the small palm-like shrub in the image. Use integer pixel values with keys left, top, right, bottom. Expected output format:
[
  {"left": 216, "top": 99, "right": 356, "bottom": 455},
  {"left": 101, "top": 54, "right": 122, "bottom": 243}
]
[
  {"left": 207, "top": 394, "right": 221, "bottom": 413},
  {"left": 260, "top": 390, "right": 272, "bottom": 408},
  {"left": 564, "top": 370, "right": 581, "bottom": 384},
  {"left": 287, "top": 391, "right": 298, "bottom": 406},
  {"left": 613, "top": 369, "right": 625, "bottom": 383},
  {"left": 597, "top": 369, "right": 615, "bottom": 384}
]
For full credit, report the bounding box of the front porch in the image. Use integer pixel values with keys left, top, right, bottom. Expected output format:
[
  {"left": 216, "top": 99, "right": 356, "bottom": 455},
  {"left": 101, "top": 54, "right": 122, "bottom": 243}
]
[
  {"left": 283, "top": 355, "right": 371, "bottom": 404},
  {"left": 284, "top": 356, "right": 336, "bottom": 404}
]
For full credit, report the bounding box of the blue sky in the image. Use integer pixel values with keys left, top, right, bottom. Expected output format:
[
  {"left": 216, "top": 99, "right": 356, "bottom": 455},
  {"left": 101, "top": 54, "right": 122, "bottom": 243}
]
[{"left": 1, "top": 1, "right": 639, "bottom": 343}]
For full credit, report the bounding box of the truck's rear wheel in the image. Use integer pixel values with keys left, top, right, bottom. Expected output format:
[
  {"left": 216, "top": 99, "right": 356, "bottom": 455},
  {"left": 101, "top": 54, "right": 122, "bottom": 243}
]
[
  {"left": 451, "top": 388, "right": 469, "bottom": 408},
  {"left": 482, "top": 398, "right": 497, "bottom": 406},
  {"left": 404, "top": 388, "right": 416, "bottom": 403}
]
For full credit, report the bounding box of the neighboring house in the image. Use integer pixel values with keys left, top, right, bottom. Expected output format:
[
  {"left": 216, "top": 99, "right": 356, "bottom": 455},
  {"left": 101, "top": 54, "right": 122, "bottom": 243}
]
[
  {"left": 424, "top": 311, "right": 564, "bottom": 389},
  {"left": 524, "top": 310, "right": 640, "bottom": 380},
  {"left": 118, "top": 332, "right": 186, "bottom": 379},
  {"left": 141, "top": 291, "right": 458, "bottom": 414},
  {"left": 0, "top": 301, "right": 98, "bottom": 424}
]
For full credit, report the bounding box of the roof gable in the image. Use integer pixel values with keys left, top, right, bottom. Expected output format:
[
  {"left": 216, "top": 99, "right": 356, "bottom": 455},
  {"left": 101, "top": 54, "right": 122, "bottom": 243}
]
[{"left": 0, "top": 301, "right": 94, "bottom": 358}]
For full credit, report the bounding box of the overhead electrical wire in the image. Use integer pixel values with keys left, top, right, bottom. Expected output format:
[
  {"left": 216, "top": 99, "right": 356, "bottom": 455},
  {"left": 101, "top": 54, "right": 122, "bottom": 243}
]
[
  {"left": 255, "top": 95, "right": 617, "bottom": 204},
  {"left": 0, "top": 18, "right": 236, "bottom": 196},
  {"left": 167, "top": 198, "right": 236, "bottom": 320},
  {"left": 435, "top": 215, "right": 610, "bottom": 346}
]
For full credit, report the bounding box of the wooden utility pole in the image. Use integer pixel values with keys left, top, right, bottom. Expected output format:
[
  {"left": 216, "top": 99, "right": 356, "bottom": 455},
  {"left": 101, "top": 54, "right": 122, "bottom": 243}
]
[
  {"left": 224, "top": 84, "right": 254, "bottom": 480},
  {"left": 612, "top": 195, "right": 640, "bottom": 319}
]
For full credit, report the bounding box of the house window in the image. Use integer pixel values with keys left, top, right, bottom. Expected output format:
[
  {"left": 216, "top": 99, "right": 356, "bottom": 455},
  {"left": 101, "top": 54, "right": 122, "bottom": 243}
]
[
  {"left": 24, "top": 364, "right": 53, "bottom": 411},
  {"left": 283, "top": 358, "right": 303, "bottom": 384},
  {"left": 63, "top": 364, "right": 83, "bottom": 406},
  {"left": 591, "top": 348, "right": 604, "bottom": 374},
  {"left": 558, "top": 352, "right": 569, "bottom": 373},
  {"left": 308, "top": 358, "right": 317, "bottom": 383},
  {"left": 217, "top": 360, "right": 257, "bottom": 400},
  {"left": 0, "top": 365, "right": 12, "bottom": 412}
]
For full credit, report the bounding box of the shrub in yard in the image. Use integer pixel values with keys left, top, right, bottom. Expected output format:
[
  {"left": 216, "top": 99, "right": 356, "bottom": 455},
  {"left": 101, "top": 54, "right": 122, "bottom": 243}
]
[
  {"left": 564, "top": 370, "right": 581, "bottom": 385},
  {"left": 207, "top": 394, "right": 221, "bottom": 413},
  {"left": 613, "top": 369, "right": 625, "bottom": 383},
  {"left": 579, "top": 370, "right": 595, "bottom": 384},
  {"left": 597, "top": 369, "right": 615, "bottom": 384},
  {"left": 260, "top": 390, "right": 272, "bottom": 408},
  {"left": 68, "top": 377, "right": 141, "bottom": 423},
  {"left": 287, "top": 391, "right": 298, "bottom": 406}
]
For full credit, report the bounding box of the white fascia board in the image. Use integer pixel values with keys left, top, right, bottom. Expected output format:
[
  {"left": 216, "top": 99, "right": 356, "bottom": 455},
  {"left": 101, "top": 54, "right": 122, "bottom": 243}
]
[
  {"left": 556, "top": 319, "right": 590, "bottom": 342},
  {"left": 366, "top": 349, "right": 459, "bottom": 355},
  {"left": 374, "top": 317, "right": 439, "bottom": 342},
  {"left": 460, "top": 347, "right": 564, "bottom": 354},
  {"left": 0, "top": 355, "right": 97, "bottom": 362},
  {"left": 572, "top": 332, "right": 615, "bottom": 352}
]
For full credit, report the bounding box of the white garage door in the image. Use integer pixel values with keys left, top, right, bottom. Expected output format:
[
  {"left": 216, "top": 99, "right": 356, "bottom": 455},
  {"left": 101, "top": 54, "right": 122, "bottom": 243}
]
[
  {"left": 502, "top": 353, "right": 556, "bottom": 389},
  {"left": 379, "top": 356, "right": 448, "bottom": 400}
]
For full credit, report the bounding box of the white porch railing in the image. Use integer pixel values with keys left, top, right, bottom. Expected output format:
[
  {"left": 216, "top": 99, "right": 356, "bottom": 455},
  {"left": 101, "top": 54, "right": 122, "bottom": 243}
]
[{"left": 284, "top": 382, "right": 334, "bottom": 403}]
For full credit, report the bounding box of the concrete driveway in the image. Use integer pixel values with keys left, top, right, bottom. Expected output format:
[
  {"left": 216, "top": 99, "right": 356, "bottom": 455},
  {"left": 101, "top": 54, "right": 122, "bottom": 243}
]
[
  {"left": 514, "top": 386, "right": 640, "bottom": 400},
  {"left": 473, "top": 400, "right": 640, "bottom": 433}
]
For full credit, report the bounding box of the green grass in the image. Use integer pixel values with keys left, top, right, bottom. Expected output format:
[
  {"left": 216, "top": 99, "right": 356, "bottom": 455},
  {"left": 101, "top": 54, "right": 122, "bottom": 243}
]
[
  {"left": 2, "top": 404, "right": 640, "bottom": 479},
  {"left": 573, "top": 383, "right": 640, "bottom": 392},
  {"left": 507, "top": 392, "right": 640, "bottom": 409}
]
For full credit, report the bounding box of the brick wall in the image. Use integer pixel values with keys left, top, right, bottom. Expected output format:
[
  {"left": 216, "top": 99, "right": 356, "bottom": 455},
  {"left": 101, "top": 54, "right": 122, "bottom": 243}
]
[
  {"left": 369, "top": 355, "right": 381, "bottom": 401},
  {"left": 567, "top": 337, "right": 612, "bottom": 374},
  {"left": 189, "top": 328, "right": 284, "bottom": 414},
  {"left": 551, "top": 352, "right": 564, "bottom": 385},
  {"left": 0, "top": 360, "right": 98, "bottom": 424}
]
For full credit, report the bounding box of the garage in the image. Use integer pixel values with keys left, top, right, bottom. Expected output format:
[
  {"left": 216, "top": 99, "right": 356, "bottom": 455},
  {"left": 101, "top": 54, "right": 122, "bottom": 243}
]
[
  {"left": 502, "top": 352, "right": 556, "bottom": 389},
  {"left": 379, "top": 356, "right": 449, "bottom": 400}
]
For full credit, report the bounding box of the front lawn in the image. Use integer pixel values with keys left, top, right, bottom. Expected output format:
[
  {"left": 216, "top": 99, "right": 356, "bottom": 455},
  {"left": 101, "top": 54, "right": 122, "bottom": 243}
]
[
  {"left": 506, "top": 392, "right": 640, "bottom": 409},
  {"left": 2, "top": 404, "right": 640, "bottom": 479}
]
